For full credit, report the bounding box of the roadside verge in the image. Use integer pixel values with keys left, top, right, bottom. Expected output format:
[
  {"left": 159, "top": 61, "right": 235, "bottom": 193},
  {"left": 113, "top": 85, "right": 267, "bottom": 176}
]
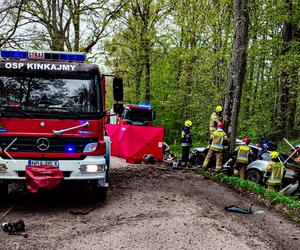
[{"left": 198, "top": 169, "right": 300, "bottom": 221}]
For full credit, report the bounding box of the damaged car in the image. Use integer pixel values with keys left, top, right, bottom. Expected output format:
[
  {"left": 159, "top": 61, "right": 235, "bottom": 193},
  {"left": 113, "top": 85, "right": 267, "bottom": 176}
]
[{"left": 190, "top": 140, "right": 300, "bottom": 195}]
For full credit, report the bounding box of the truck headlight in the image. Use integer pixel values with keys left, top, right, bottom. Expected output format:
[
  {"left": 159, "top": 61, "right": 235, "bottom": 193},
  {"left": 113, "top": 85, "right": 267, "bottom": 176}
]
[
  {"left": 83, "top": 143, "right": 98, "bottom": 153},
  {"left": 80, "top": 164, "right": 105, "bottom": 173}
]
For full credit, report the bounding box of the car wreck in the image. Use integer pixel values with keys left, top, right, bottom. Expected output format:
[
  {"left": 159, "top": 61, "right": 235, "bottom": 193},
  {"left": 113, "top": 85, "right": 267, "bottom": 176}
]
[{"left": 190, "top": 139, "right": 300, "bottom": 195}]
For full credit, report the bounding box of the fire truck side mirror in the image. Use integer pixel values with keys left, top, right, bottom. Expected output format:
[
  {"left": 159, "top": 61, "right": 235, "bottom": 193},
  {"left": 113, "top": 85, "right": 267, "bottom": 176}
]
[
  {"left": 113, "top": 77, "right": 123, "bottom": 102},
  {"left": 113, "top": 103, "right": 124, "bottom": 116}
]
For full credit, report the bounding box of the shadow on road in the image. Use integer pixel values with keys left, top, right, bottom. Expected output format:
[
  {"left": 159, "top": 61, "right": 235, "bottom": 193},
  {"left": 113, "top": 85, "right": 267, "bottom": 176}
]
[{"left": 0, "top": 182, "right": 107, "bottom": 214}]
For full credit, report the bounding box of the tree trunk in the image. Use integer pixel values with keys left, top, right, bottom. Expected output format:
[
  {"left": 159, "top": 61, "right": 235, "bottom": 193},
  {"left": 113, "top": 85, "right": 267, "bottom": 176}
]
[
  {"left": 73, "top": 5, "right": 80, "bottom": 51},
  {"left": 245, "top": 32, "right": 257, "bottom": 115},
  {"left": 50, "top": 0, "right": 65, "bottom": 51},
  {"left": 276, "top": 0, "right": 298, "bottom": 138},
  {"left": 144, "top": 43, "right": 151, "bottom": 102},
  {"left": 212, "top": 24, "right": 222, "bottom": 90},
  {"left": 223, "top": 0, "right": 249, "bottom": 152},
  {"left": 182, "top": 61, "right": 194, "bottom": 119},
  {"left": 134, "top": 62, "right": 143, "bottom": 102},
  {"left": 67, "top": 0, "right": 80, "bottom": 51}
]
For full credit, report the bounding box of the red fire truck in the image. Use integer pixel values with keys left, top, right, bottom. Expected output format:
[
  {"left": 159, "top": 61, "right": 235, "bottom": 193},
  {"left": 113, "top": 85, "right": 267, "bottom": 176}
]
[
  {"left": 118, "top": 104, "right": 155, "bottom": 126},
  {"left": 0, "top": 50, "right": 123, "bottom": 199}
]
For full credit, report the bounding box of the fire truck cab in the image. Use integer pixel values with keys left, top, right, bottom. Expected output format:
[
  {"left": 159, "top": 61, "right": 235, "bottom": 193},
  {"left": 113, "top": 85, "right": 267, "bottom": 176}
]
[
  {"left": 119, "top": 104, "right": 155, "bottom": 126},
  {"left": 0, "top": 50, "right": 123, "bottom": 199}
]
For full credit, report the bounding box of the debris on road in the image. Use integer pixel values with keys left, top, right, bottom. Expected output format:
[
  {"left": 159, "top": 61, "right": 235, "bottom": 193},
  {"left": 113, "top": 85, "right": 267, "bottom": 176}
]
[
  {"left": 0, "top": 204, "right": 16, "bottom": 221},
  {"left": 1, "top": 220, "right": 27, "bottom": 237},
  {"left": 224, "top": 204, "right": 253, "bottom": 214}
]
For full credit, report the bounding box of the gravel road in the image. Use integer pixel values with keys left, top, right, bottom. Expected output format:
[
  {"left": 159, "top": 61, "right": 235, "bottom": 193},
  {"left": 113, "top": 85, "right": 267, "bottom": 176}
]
[{"left": 0, "top": 157, "right": 300, "bottom": 250}]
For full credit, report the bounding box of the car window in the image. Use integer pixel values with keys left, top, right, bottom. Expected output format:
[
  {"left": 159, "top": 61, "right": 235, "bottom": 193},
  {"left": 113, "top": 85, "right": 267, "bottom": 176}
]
[
  {"left": 261, "top": 152, "right": 271, "bottom": 161},
  {"left": 249, "top": 146, "right": 259, "bottom": 159}
]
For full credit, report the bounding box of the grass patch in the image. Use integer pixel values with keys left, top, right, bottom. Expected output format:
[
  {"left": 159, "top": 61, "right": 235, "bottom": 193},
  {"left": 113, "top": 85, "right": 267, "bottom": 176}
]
[{"left": 199, "top": 169, "right": 300, "bottom": 212}]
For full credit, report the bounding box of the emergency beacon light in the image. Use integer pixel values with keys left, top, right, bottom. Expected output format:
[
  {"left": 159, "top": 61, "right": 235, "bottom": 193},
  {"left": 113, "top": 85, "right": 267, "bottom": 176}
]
[{"left": 0, "top": 50, "right": 85, "bottom": 63}]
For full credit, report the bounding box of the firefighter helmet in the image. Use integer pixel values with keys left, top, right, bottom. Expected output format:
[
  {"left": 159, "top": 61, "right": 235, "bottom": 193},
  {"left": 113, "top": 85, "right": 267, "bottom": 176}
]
[
  {"left": 217, "top": 122, "right": 224, "bottom": 129},
  {"left": 215, "top": 105, "right": 223, "bottom": 113},
  {"left": 270, "top": 151, "right": 279, "bottom": 159},
  {"left": 185, "top": 120, "right": 193, "bottom": 127},
  {"left": 242, "top": 137, "right": 251, "bottom": 145}
]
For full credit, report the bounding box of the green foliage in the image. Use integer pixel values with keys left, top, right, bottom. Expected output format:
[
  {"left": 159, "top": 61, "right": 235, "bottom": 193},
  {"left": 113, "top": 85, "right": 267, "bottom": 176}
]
[
  {"left": 200, "top": 170, "right": 300, "bottom": 210},
  {"left": 1, "top": 0, "right": 299, "bottom": 147},
  {"left": 277, "top": 139, "right": 300, "bottom": 154},
  {"left": 102, "top": 0, "right": 300, "bottom": 147},
  {"left": 1, "top": 0, "right": 299, "bottom": 150}
]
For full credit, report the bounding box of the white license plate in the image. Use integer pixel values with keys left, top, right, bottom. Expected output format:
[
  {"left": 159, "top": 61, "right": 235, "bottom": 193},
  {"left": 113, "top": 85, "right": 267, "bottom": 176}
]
[{"left": 28, "top": 160, "right": 59, "bottom": 167}]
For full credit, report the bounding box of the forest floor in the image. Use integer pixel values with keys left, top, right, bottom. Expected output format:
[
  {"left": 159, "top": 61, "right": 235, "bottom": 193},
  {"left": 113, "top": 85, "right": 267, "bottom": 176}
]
[{"left": 0, "top": 157, "right": 300, "bottom": 250}]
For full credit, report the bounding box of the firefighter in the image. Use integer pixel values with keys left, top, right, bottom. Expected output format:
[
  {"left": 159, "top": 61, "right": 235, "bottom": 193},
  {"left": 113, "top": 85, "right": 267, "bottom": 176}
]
[
  {"left": 163, "top": 142, "right": 175, "bottom": 161},
  {"left": 203, "top": 122, "right": 228, "bottom": 172},
  {"left": 209, "top": 105, "right": 223, "bottom": 135},
  {"left": 181, "top": 120, "right": 193, "bottom": 167},
  {"left": 233, "top": 137, "right": 254, "bottom": 179},
  {"left": 265, "top": 151, "right": 285, "bottom": 191},
  {"left": 258, "top": 139, "right": 277, "bottom": 160}
]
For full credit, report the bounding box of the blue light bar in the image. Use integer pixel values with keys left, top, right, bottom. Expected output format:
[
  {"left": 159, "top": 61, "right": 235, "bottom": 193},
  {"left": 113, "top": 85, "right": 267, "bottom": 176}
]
[
  {"left": 1, "top": 50, "right": 28, "bottom": 59},
  {"left": 0, "top": 50, "right": 85, "bottom": 62},
  {"left": 60, "top": 53, "right": 85, "bottom": 62},
  {"left": 138, "top": 102, "right": 152, "bottom": 108}
]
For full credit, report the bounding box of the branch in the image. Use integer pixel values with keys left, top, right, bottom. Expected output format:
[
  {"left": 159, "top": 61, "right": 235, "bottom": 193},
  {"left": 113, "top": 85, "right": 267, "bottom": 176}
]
[
  {"left": 82, "top": 1, "right": 128, "bottom": 52},
  {"left": 0, "top": 0, "right": 25, "bottom": 47}
]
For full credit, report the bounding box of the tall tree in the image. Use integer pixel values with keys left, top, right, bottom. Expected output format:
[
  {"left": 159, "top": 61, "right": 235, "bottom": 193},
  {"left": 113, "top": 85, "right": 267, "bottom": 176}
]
[
  {"left": 172, "top": 0, "right": 204, "bottom": 119},
  {"left": 0, "top": 0, "right": 25, "bottom": 48},
  {"left": 106, "top": 0, "right": 170, "bottom": 103},
  {"left": 22, "top": 0, "right": 123, "bottom": 52},
  {"left": 129, "top": 0, "right": 170, "bottom": 102},
  {"left": 276, "top": 0, "right": 299, "bottom": 138},
  {"left": 223, "top": 0, "right": 249, "bottom": 152}
]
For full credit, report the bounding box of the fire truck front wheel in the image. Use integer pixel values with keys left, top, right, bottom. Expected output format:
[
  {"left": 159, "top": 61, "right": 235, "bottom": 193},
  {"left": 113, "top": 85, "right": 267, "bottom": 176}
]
[{"left": 91, "top": 182, "right": 107, "bottom": 201}]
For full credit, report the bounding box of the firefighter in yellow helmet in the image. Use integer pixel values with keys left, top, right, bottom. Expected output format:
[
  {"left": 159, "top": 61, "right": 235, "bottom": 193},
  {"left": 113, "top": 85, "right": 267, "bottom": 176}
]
[
  {"left": 203, "top": 122, "right": 228, "bottom": 172},
  {"left": 209, "top": 105, "right": 223, "bottom": 135},
  {"left": 265, "top": 151, "right": 285, "bottom": 191},
  {"left": 233, "top": 137, "right": 254, "bottom": 179},
  {"left": 181, "top": 120, "right": 193, "bottom": 167}
]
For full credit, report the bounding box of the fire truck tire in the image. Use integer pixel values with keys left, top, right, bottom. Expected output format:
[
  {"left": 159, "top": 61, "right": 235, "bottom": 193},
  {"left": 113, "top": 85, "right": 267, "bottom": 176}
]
[{"left": 0, "top": 181, "right": 8, "bottom": 197}]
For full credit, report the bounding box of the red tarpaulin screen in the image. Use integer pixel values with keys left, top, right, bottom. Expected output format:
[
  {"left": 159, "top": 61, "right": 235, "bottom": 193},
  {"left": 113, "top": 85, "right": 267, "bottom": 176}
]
[
  {"left": 25, "top": 165, "right": 64, "bottom": 193},
  {"left": 106, "top": 124, "right": 164, "bottom": 164}
]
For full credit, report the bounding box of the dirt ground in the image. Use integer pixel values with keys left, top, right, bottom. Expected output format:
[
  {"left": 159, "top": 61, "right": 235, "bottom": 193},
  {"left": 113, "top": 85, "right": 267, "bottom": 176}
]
[{"left": 1, "top": 157, "right": 300, "bottom": 250}]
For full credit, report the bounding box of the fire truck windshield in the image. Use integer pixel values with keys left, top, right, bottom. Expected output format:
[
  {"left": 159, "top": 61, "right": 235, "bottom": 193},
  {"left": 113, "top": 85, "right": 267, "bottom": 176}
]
[
  {"left": 122, "top": 107, "right": 153, "bottom": 122},
  {"left": 0, "top": 76, "right": 102, "bottom": 119}
]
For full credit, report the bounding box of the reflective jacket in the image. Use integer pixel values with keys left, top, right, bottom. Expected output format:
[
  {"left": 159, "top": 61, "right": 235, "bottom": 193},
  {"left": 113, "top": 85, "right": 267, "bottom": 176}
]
[
  {"left": 234, "top": 144, "right": 253, "bottom": 163},
  {"left": 181, "top": 126, "right": 192, "bottom": 146},
  {"left": 210, "top": 129, "right": 228, "bottom": 152},
  {"left": 266, "top": 161, "right": 285, "bottom": 185},
  {"left": 209, "top": 112, "right": 222, "bottom": 132}
]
